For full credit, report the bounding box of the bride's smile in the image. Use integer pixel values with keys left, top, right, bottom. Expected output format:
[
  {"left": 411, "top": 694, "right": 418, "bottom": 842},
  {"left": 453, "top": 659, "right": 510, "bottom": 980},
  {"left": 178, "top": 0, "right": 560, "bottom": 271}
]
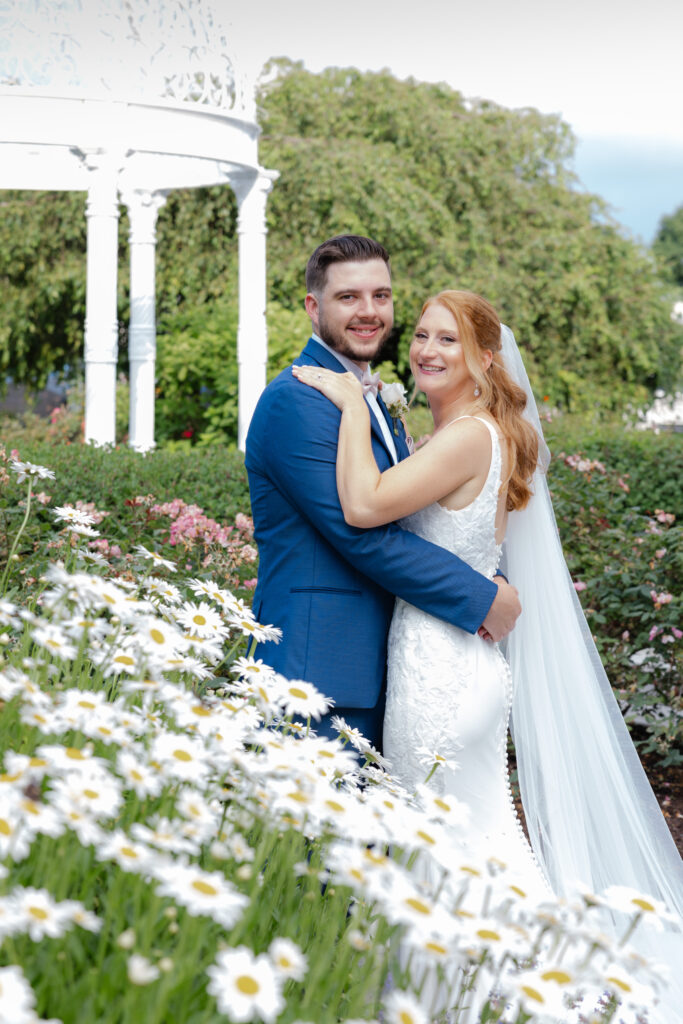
[{"left": 410, "top": 301, "right": 492, "bottom": 425}]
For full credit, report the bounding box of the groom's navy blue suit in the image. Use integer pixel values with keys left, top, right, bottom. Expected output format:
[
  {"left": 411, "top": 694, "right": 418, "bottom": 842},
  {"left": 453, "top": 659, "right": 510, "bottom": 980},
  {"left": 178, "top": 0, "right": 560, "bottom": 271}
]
[{"left": 245, "top": 337, "right": 497, "bottom": 747}]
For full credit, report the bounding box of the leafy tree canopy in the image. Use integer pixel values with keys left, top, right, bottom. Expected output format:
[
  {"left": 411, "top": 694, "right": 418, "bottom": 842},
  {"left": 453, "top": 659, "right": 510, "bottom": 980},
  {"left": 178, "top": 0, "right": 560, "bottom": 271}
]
[
  {"left": 653, "top": 203, "right": 683, "bottom": 288},
  {"left": 0, "top": 61, "right": 680, "bottom": 442}
]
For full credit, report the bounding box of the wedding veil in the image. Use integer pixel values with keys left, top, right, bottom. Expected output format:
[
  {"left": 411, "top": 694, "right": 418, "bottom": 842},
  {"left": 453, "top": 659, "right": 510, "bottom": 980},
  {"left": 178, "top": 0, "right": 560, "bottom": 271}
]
[{"left": 498, "top": 326, "right": 683, "bottom": 1015}]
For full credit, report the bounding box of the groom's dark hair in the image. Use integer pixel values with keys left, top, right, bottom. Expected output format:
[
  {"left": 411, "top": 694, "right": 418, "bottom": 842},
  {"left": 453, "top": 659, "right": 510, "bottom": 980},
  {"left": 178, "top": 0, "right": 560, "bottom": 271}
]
[{"left": 305, "top": 235, "right": 390, "bottom": 295}]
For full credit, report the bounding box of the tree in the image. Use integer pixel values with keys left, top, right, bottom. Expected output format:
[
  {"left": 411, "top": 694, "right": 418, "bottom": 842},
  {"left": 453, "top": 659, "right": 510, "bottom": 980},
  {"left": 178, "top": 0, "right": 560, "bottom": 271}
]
[
  {"left": 653, "top": 204, "right": 683, "bottom": 287},
  {"left": 0, "top": 61, "right": 680, "bottom": 440}
]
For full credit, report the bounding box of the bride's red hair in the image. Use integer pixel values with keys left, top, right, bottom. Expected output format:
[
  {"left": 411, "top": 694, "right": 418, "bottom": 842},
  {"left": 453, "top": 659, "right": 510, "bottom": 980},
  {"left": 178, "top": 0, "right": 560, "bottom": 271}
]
[{"left": 420, "top": 291, "right": 539, "bottom": 510}]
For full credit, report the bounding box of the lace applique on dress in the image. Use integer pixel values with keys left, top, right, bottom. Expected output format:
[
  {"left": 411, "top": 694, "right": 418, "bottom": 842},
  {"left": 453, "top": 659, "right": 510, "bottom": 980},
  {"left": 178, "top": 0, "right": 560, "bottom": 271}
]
[{"left": 384, "top": 417, "right": 547, "bottom": 893}]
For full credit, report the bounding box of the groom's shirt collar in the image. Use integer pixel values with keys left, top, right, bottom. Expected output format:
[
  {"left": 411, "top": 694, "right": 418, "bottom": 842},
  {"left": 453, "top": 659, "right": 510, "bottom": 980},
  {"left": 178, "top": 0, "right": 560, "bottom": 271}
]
[
  {"left": 311, "top": 334, "right": 366, "bottom": 382},
  {"left": 310, "top": 334, "right": 397, "bottom": 464}
]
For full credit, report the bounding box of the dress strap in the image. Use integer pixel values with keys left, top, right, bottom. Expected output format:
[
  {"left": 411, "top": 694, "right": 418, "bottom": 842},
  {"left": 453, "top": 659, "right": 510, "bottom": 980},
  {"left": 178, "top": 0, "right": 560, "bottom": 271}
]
[{"left": 441, "top": 414, "right": 501, "bottom": 448}]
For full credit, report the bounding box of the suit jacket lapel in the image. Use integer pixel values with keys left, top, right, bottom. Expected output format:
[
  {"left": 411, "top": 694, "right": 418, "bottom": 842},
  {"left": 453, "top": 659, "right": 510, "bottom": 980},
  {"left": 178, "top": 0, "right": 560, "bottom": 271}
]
[
  {"left": 298, "top": 338, "right": 398, "bottom": 462},
  {"left": 376, "top": 390, "right": 411, "bottom": 462}
]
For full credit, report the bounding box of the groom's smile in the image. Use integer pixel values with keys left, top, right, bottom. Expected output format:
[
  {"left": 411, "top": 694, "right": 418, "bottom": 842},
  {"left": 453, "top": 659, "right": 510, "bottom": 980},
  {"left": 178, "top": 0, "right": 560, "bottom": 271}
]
[{"left": 304, "top": 258, "right": 394, "bottom": 366}]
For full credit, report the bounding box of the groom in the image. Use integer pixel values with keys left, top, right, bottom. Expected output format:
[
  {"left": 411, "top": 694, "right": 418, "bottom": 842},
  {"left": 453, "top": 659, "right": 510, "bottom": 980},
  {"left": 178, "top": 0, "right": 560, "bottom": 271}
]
[{"left": 245, "top": 235, "right": 520, "bottom": 747}]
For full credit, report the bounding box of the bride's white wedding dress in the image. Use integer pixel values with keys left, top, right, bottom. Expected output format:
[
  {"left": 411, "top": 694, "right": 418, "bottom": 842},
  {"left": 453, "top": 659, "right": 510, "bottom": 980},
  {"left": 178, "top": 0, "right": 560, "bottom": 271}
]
[{"left": 384, "top": 417, "right": 546, "bottom": 892}]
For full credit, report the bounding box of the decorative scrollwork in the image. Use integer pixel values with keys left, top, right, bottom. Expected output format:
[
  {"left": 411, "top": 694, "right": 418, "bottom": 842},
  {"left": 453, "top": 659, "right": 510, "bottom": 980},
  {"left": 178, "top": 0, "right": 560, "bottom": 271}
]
[{"left": 0, "top": 0, "right": 251, "bottom": 113}]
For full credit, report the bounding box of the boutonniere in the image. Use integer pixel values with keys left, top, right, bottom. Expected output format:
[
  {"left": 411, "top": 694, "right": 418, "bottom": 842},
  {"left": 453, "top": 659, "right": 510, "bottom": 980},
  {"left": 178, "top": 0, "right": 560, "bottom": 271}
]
[
  {"left": 379, "top": 381, "right": 414, "bottom": 450},
  {"left": 380, "top": 381, "right": 409, "bottom": 422}
]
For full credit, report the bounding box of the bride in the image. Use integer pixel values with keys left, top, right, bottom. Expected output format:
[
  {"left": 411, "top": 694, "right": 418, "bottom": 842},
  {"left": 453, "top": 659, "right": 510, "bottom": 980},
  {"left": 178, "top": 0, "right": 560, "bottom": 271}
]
[{"left": 292, "top": 289, "right": 683, "bottom": 1020}]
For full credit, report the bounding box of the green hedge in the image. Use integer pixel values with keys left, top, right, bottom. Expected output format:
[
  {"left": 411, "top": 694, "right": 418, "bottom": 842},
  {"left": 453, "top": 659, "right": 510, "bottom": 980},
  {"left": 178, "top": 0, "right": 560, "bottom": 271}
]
[{"left": 2, "top": 421, "right": 681, "bottom": 762}]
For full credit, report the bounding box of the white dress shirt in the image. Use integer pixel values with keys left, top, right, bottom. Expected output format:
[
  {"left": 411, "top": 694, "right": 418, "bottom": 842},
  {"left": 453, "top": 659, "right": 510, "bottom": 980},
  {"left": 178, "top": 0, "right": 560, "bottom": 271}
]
[{"left": 311, "top": 333, "right": 398, "bottom": 464}]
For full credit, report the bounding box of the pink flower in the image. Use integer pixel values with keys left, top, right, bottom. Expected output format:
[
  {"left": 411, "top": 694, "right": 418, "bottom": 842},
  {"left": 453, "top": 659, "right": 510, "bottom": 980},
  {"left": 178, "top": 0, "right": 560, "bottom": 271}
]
[
  {"left": 243, "top": 578, "right": 258, "bottom": 590},
  {"left": 573, "top": 581, "right": 588, "bottom": 592},
  {"left": 34, "top": 492, "right": 52, "bottom": 505},
  {"left": 672, "top": 627, "right": 683, "bottom": 640},
  {"left": 655, "top": 548, "right": 667, "bottom": 559},
  {"left": 235, "top": 513, "right": 254, "bottom": 535},
  {"left": 617, "top": 477, "right": 630, "bottom": 493},
  {"left": 621, "top": 630, "right": 630, "bottom": 641},
  {"left": 650, "top": 590, "right": 673, "bottom": 607},
  {"left": 661, "top": 635, "right": 674, "bottom": 644},
  {"left": 649, "top": 625, "right": 661, "bottom": 641},
  {"left": 654, "top": 509, "right": 675, "bottom": 525}
]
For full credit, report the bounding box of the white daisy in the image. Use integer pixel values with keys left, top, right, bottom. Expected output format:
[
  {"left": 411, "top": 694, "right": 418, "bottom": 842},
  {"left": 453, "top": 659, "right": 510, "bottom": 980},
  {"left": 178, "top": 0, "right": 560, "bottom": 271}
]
[
  {"left": 602, "top": 885, "right": 678, "bottom": 927},
  {"left": 511, "top": 966, "right": 575, "bottom": 1020},
  {"left": 269, "top": 937, "right": 307, "bottom": 981},
  {"left": 206, "top": 946, "right": 284, "bottom": 1023},
  {"left": 10, "top": 886, "right": 75, "bottom": 942},
  {"left": 53, "top": 505, "right": 96, "bottom": 526},
  {"left": 31, "top": 624, "right": 77, "bottom": 661},
  {"left": 151, "top": 731, "right": 210, "bottom": 784},
  {"left": 67, "top": 523, "right": 100, "bottom": 538},
  {"left": 128, "top": 954, "right": 160, "bottom": 986},
  {"left": 176, "top": 600, "right": 228, "bottom": 639},
  {"left": 383, "top": 990, "right": 428, "bottom": 1024},
  {"left": 134, "top": 544, "right": 177, "bottom": 572},
  {"left": 0, "top": 964, "right": 38, "bottom": 1023},
  {"left": 154, "top": 862, "right": 248, "bottom": 929},
  {"left": 276, "top": 678, "right": 332, "bottom": 721},
  {"left": 95, "top": 830, "right": 156, "bottom": 874},
  {"left": 50, "top": 767, "right": 123, "bottom": 821},
  {"left": 143, "top": 577, "right": 182, "bottom": 604},
  {"left": 10, "top": 459, "right": 55, "bottom": 484},
  {"left": 116, "top": 750, "right": 164, "bottom": 799},
  {"left": 130, "top": 818, "right": 200, "bottom": 857}
]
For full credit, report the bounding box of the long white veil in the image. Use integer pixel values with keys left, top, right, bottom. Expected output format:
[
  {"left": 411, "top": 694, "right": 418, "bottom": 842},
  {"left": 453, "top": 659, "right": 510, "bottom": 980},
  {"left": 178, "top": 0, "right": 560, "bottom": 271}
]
[{"left": 498, "top": 326, "right": 683, "bottom": 1018}]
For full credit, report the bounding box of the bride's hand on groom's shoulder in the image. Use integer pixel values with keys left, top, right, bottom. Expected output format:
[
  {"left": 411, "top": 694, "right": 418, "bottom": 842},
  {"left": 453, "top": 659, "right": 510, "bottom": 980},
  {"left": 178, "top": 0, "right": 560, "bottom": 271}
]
[
  {"left": 480, "top": 578, "right": 521, "bottom": 642},
  {"left": 292, "top": 366, "right": 364, "bottom": 412}
]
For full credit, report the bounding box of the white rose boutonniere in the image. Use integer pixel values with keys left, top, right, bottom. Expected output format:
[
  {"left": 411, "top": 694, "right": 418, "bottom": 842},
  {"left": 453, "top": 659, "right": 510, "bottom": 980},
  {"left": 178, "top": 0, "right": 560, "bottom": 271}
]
[{"left": 380, "top": 381, "right": 409, "bottom": 420}]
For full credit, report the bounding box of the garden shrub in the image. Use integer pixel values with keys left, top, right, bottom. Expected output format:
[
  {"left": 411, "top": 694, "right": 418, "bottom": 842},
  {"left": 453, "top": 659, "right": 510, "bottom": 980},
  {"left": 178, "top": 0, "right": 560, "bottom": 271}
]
[{"left": 1, "top": 419, "right": 681, "bottom": 763}]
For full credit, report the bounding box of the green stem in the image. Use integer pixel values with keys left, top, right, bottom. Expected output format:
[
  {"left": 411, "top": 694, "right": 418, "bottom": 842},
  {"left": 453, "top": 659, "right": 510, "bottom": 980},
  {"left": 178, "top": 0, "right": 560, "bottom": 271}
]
[{"left": 0, "top": 479, "right": 33, "bottom": 597}]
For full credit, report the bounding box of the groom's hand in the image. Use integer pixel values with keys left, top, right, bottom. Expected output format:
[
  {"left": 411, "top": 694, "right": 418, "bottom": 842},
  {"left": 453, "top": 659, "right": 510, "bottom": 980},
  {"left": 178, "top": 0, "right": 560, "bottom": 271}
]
[{"left": 479, "top": 577, "right": 521, "bottom": 642}]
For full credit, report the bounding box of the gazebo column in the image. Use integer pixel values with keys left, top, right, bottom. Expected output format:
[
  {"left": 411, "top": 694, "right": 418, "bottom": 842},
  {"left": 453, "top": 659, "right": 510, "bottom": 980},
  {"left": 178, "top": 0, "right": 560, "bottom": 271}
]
[
  {"left": 233, "top": 170, "right": 278, "bottom": 451},
  {"left": 83, "top": 152, "right": 121, "bottom": 446},
  {"left": 122, "top": 189, "right": 166, "bottom": 452}
]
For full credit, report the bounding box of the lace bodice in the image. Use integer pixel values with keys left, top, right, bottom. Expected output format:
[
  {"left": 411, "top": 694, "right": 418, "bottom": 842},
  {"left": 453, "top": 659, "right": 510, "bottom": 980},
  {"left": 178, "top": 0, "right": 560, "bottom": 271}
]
[{"left": 398, "top": 417, "right": 503, "bottom": 579}]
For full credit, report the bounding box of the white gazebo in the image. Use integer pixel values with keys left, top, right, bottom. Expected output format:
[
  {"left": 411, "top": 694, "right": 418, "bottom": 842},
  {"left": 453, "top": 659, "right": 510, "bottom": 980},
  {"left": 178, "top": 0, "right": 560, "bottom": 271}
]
[{"left": 0, "top": 0, "right": 278, "bottom": 450}]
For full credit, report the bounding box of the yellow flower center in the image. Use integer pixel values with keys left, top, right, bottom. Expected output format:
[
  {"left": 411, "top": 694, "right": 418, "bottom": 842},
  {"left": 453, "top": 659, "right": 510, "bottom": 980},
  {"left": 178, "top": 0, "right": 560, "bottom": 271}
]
[
  {"left": 191, "top": 880, "right": 218, "bottom": 896},
  {"left": 114, "top": 655, "right": 135, "bottom": 666},
  {"left": 476, "top": 929, "right": 501, "bottom": 942},
  {"left": 66, "top": 748, "right": 85, "bottom": 760},
  {"left": 606, "top": 976, "right": 631, "bottom": 993},
  {"left": 521, "top": 984, "right": 544, "bottom": 1004},
  {"left": 0, "top": 819, "right": 12, "bottom": 836},
  {"left": 77, "top": 700, "right": 96, "bottom": 709},
  {"left": 121, "top": 846, "right": 138, "bottom": 859},
  {"left": 416, "top": 830, "right": 436, "bottom": 845},
  {"left": 172, "top": 749, "right": 192, "bottom": 762},
  {"left": 191, "top": 706, "right": 212, "bottom": 718},
  {"left": 632, "top": 898, "right": 656, "bottom": 913},
  {"left": 192, "top": 614, "right": 207, "bottom": 626},
  {"left": 405, "top": 897, "right": 431, "bottom": 915},
  {"left": 29, "top": 906, "right": 48, "bottom": 921},
  {"left": 150, "top": 629, "right": 165, "bottom": 644},
  {"left": 288, "top": 686, "right": 308, "bottom": 699},
  {"left": 543, "top": 970, "right": 572, "bottom": 985},
  {"left": 236, "top": 975, "right": 259, "bottom": 996},
  {"left": 425, "top": 941, "right": 447, "bottom": 955}
]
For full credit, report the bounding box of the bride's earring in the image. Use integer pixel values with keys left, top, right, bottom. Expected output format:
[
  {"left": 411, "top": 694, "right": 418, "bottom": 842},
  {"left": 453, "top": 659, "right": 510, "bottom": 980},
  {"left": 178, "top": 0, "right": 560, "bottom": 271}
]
[{"left": 473, "top": 383, "right": 481, "bottom": 397}]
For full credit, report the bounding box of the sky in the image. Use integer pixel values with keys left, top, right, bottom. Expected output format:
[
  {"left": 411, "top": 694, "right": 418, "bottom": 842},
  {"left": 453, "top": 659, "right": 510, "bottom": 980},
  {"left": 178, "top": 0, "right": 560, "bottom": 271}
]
[{"left": 225, "top": 0, "right": 683, "bottom": 243}]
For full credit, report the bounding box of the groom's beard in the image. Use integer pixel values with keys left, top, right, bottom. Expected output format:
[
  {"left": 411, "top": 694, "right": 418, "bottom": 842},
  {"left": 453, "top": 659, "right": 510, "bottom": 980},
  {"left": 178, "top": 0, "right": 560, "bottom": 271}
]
[{"left": 317, "top": 312, "right": 392, "bottom": 364}]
